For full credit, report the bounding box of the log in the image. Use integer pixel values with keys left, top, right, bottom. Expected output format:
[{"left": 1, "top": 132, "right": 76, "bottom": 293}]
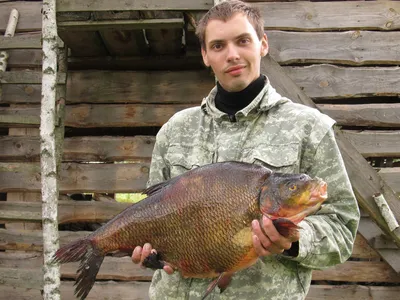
[
  {"left": 0, "top": 32, "right": 41, "bottom": 49},
  {"left": 267, "top": 30, "right": 400, "bottom": 65},
  {"left": 255, "top": 1, "right": 400, "bottom": 31},
  {"left": 0, "top": 201, "right": 130, "bottom": 224},
  {"left": 0, "top": 162, "right": 150, "bottom": 193},
  {"left": 1, "top": 256, "right": 400, "bottom": 284},
  {"left": 1, "top": 161, "right": 399, "bottom": 194},
  {"left": 0, "top": 135, "right": 155, "bottom": 162},
  {"left": 66, "top": 70, "right": 213, "bottom": 104},
  {"left": 3, "top": 68, "right": 399, "bottom": 104},
  {"left": 341, "top": 130, "right": 400, "bottom": 157},
  {"left": 0, "top": 229, "right": 380, "bottom": 260},
  {"left": 284, "top": 65, "right": 400, "bottom": 99},
  {"left": 4, "top": 283, "right": 400, "bottom": 300},
  {"left": 0, "top": 2, "right": 42, "bottom": 32},
  {"left": 56, "top": 0, "right": 211, "bottom": 12},
  {"left": 1, "top": 132, "right": 399, "bottom": 163},
  {"left": 318, "top": 104, "right": 400, "bottom": 128}
]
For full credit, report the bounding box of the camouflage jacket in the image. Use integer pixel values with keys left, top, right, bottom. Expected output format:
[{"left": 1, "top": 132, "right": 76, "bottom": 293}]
[{"left": 146, "top": 76, "right": 360, "bottom": 300}]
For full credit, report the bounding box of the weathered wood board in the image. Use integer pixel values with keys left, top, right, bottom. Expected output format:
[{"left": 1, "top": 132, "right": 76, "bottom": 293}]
[
  {"left": 0, "top": 161, "right": 399, "bottom": 194},
  {"left": 1, "top": 103, "right": 400, "bottom": 128},
  {"left": 0, "top": 132, "right": 399, "bottom": 163},
  {"left": 4, "top": 283, "right": 400, "bottom": 300},
  {"left": 3, "top": 68, "right": 399, "bottom": 104},
  {"left": 0, "top": 2, "right": 42, "bottom": 33},
  {"left": 267, "top": 30, "right": 400, "bottom": 65},
  {"left": 0, "top": 135, "right": 155, "bottom": 162},
  {"left": 0, "top": 162, "right": 150, "bottom": 193},
  {"left": 0, "top": 229, "right": 380, "bottom": 260},
  {"left": 1, "top": 256, "right": 400, "bottom": 285},
  {"left": 284, "top": 65, "right": 400, "bottom": 98}
]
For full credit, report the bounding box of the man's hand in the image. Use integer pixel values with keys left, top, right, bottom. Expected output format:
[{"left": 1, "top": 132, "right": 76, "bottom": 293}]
[
  {"left": 252, "top": 216, "right": 300, "bottom": 257},
  {"left": 131, "top": 243, "right": 174, "bottom": 274}
]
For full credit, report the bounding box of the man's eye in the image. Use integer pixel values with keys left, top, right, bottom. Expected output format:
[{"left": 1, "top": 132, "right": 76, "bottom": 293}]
[
  {"left": 212, "top": 44, "right": 222, "bottom": 50},
  {"left": 240, "top": 38, "right": 250, "bottom": 44}
]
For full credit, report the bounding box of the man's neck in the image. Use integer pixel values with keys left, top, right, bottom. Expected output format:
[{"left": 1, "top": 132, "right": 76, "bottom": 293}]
[{"left": 215, "top": 75, "right": 265, "bottom": 116}]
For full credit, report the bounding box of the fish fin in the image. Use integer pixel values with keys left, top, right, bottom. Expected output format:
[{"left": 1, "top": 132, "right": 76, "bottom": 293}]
[
  {"left": 53, "top": 239, "right": 104, "bottom": 300},
  {"left": 273, "top": 218, "right": 301, "bottom": 238},
  {"left": 142, "top": 176, "right": 179, "bottom": 196},
  {"left": 201, "top": 273, "right": 233, "bottom": 300},
  {"left": 142, "top": 250, "right": 165, "bottom": 270}
]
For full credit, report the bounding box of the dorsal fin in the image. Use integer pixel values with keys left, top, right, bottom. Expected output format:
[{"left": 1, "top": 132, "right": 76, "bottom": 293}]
[{"left": 142, "top": 176, "right": 180, "bottom": 197}]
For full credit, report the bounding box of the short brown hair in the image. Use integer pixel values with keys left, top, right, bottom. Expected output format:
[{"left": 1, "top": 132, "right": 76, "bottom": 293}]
[{"left": 195, "top": 0, "right": 264, "bottom": 49}]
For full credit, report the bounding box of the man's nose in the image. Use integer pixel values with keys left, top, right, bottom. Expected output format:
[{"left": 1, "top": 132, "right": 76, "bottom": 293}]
[{"left": 226, "top": 44, "right": 240, "bottom": 62}]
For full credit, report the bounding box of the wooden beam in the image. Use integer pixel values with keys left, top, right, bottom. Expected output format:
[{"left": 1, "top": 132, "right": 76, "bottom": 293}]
[
  {"left": 284, "top": 65, "right": 400, "bottom": 99},
  {"left": 0, "top": 162, "right": 150, "bottom": 193},
  {"left": 4, "top": 282, "right": 400, "bottom": 300},
  {"left": 0, "top": 135, "right": 155, "bottom": 162},
  {"left": 318, "top": 104, "right": 400, "bottom": 128},
  {"left": 0, "top": 133, "right": 398, "bottom": 163},
  {"left": 0, "top": 229, "right": 379, "bottom": 260},
  {"left": 67, "top": 54, "right": 203, "bottom": 71},
  {"left": 0, "top": 201, "right": 130, "bottom": 224},
  {"left": 58, "top": 18, "right": 184, "bottom": 31},
  {"left": 0, "top": 2, "right": 42, "bottom": 33},
  {"left": 0, "top": 32, "right": 41, "bottom": 49},
  {"left": 56, "top": 0, "right": 212, "bottom": 12},
  {"left": 2, "top": 103, "right": 400, "bottom": 129},
  {"left": 255, "top": 1, "right": 400, "bottom": 31},
  {"left": 306, "top": 285, "right": 400, "bottom": 300},
  {"left": 1, "top": 255, "right": 400, "bottom": 284},
  {"left": 342, "top": 130, "right": 400, "bottom": 157},
  {"left": 6, "top": 50, "right": 42, "bottom": 68},
  {"left": 261, "top": 54, "right": 400, "bottom": 249},
  {"left": 66, "top": 70, "right": 213, "bottom": 104},
  {"left": 0, "top": 71, "right": 66, "bottom": 84},
  {"left": 4, "top": 69, "right": 399, "bottom": 104},
  {"left": 267, "top": 30, "right": 400, "bottom": 65}
]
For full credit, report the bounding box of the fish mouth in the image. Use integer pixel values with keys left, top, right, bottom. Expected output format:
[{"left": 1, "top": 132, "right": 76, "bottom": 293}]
[{"left": 265, "top": 180, "right": 328, "bottom": 225}]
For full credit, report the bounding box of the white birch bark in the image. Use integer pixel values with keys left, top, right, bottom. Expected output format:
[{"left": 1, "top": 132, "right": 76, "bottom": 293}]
[{"left": 40, "top": 0, "right": 61, "bottom": 299}]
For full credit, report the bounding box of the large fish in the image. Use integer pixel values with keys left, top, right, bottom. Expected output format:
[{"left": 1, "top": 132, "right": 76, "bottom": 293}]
[{"left": 53, "top": 161, "right": 327, "bottom": 299}]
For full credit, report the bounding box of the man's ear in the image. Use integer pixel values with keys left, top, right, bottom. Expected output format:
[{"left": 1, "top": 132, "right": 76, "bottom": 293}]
[
  {"left": 260, "top": 33, "right": 269, "bottom": 57},
  {"left": 201, "top": 47, "right": 210, "bottom": 67}
]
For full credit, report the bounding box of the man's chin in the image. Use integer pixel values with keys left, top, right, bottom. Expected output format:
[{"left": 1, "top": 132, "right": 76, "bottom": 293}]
[{"left": 222, "top": 79, "right": 249, "bottom": 92}]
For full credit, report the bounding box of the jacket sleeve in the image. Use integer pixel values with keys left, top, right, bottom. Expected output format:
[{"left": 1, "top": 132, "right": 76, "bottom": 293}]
[
  {"left": 146, "top": 123, "right": 171, "bottom": 188},
  {"left": 285, "top": 124, "right": 360, "bottom": 269}
]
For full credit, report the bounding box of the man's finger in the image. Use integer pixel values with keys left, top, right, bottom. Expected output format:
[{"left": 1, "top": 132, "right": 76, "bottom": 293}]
[
  {"left": 132, "top": 246, "right": 142, "bottom": 264},
  {"left": 141, "top": 243, "right": 152, "bottom": 262},
  {"left": 261, "top": 216, "right": 292, "bottom": 250}
]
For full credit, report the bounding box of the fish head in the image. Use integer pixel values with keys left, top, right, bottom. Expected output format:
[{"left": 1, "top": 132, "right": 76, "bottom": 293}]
[{"left": 259, "top": 172, "right": 327, "bottom": 224}]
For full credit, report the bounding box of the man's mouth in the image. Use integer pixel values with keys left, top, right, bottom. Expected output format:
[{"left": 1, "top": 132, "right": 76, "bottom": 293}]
[{"left": 225, "top": 65, "right": 245, "bottom": 75}]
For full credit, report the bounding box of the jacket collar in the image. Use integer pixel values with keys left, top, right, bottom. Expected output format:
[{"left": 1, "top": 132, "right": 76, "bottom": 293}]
[{"left": 200, "top": 75, "right": 291, "bottom": 121}]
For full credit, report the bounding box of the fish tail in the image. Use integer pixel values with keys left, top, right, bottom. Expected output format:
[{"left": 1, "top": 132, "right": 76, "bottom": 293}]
[{"left": 53, "top": 238, "right": 104, "bottom": 300}]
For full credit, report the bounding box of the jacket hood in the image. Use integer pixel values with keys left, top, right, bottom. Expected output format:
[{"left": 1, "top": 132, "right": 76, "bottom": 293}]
[{"left": 200, "top": 75, "right": 291, "bottom": 121}]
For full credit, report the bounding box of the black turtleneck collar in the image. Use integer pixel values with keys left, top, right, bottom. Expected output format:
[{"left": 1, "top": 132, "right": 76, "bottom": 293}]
[{"left": 215, "top": 75, "right": 265, "bottom": 117}]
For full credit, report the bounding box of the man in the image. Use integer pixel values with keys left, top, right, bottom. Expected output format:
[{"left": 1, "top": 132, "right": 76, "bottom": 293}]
[{"left": 132, "top": 1, "right": 360, "bottom": 299}]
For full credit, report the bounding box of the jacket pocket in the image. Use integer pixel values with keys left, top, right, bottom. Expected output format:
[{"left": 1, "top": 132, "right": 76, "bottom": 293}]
[
  {"left": 244, "top": 143, "right": 300, "bottom": 173},
  {"left": 165, "top": 144, "right": 213, "bottom": 178}
]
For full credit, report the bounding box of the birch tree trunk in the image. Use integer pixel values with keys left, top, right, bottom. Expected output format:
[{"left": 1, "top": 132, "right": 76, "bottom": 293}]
[{"left": 41, "top": 0, "right": 61, "bottom": 299}]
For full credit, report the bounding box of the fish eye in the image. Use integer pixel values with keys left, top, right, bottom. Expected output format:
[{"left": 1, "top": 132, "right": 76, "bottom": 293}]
[{"left": 289, "top": 184, "right": 297, "bottom": 191}]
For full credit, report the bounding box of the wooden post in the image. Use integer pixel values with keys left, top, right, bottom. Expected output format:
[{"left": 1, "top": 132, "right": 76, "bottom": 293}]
[{"left": 41, "top": 0, "right": 62, "bottom": 298}]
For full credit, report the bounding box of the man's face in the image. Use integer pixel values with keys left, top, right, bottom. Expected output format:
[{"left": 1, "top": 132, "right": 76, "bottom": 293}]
[{"left": 201, "top": 13, "right": 268, "bottom": 92}]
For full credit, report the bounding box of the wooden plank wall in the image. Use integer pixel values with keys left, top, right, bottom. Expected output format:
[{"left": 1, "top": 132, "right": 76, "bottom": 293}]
[{"left": 0, "top": 0, "right": 399, "bottom": 299}]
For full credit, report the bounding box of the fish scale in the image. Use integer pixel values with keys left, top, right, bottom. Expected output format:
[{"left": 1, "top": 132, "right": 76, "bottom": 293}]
[{"left": 53, "top": 161, "right": 327, "bottom": 300}]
